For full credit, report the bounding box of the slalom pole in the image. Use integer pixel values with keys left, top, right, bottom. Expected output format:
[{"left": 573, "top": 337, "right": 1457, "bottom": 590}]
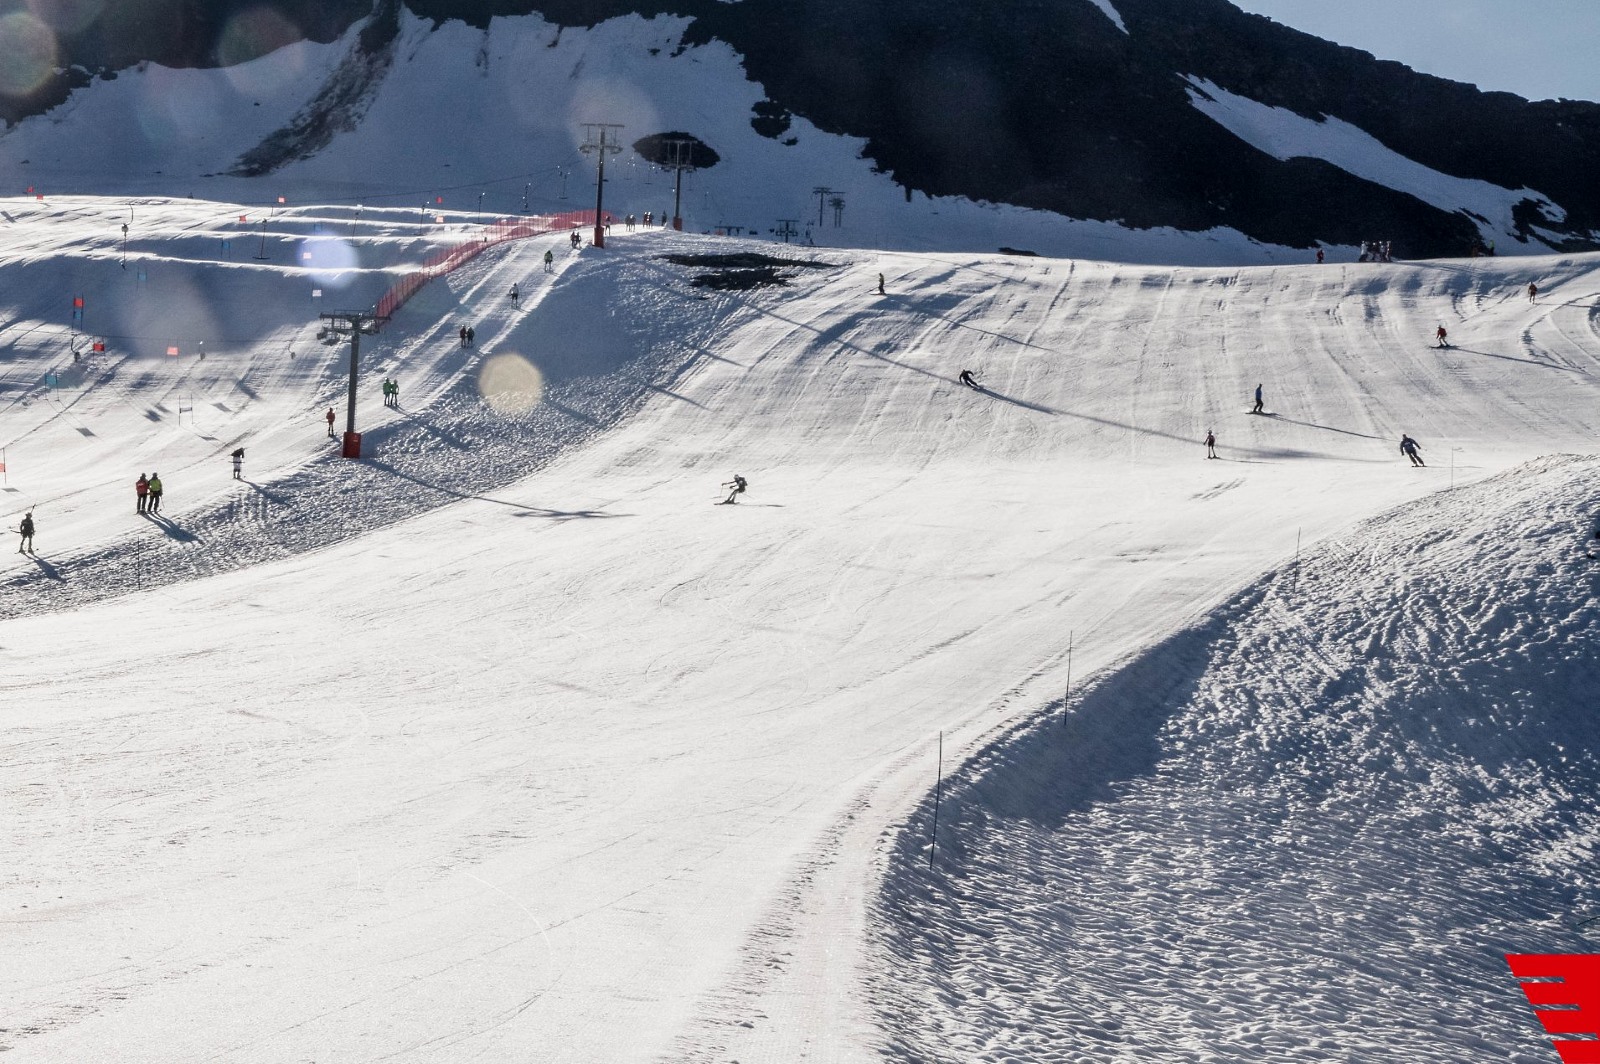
[
  {"left": 928, "top": 730, "right": 943, "bottom": 870},
  {"left": 1061, "top": 631, "right": 1073, "bottom": 725},
  {"left": 1292, "top": 528, "right": 1302, "bottom": 592}
]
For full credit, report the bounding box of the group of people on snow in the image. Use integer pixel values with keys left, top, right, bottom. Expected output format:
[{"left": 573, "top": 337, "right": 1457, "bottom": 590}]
[
  {"left": 1358, "top": 241, "right": 1393, "bottom": 263},
  {"left": 458, "top": 324, "right": 476, "bottom": 347},
  {"left": 382, "top": 378, "right": 401, "bottom": 407},
  {"left": 134, "top": 473, "right": 164, "bottom": 514},
  {"left": 1204, "top": 382, "right": 1431, "bottom": 470}
]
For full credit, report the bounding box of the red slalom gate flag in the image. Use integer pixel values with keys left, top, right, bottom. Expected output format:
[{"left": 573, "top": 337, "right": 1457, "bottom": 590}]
[
  {"left": 72, "top": 296, "right": 84, "bottom": 308},
  {"left": 277, "top": 195, "right": 286, "bottom": 204},
  {"left": 166, "top": 345, "right": 179, "bottom": 357},
  {"left": 92, "top": 341, "right": 105, "bottom": 352},
  {"left": 1508, "top": 954, "right": 1600, "bottom": 1062},
  {"left": 435, "top": 196, "right": 443, "bottom": 204},
  {"left": 239, "top": 215, "right": 248, "bottom": 223}
]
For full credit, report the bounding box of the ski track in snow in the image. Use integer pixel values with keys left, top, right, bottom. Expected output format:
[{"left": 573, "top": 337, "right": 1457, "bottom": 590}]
[{"left": 1, "top": 198, "right": 1599, "bottom": 1062}]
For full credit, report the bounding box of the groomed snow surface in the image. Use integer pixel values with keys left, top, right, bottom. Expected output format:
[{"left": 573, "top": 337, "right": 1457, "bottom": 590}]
[{"left": 3, "top": 198, "right": 1600, "bottom": 1062}]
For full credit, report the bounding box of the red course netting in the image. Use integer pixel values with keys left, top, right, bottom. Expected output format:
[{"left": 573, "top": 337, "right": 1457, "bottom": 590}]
[{"left": 373, "top": 210, "right": 612, "bottom": 326}]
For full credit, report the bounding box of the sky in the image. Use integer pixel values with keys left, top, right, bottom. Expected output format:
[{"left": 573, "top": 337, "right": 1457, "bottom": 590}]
[{"left": 1228, "top": 1, "right": 1600, "bottom": 104}]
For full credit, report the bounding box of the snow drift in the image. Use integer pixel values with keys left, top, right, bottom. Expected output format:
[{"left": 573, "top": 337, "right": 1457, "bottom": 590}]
[{"left": 874, "top": 454, "right": 1600, "bottom": 1063}]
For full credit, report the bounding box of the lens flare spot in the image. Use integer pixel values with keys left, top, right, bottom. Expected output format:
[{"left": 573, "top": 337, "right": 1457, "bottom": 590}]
[
  {"left": 297, "top": 237, "right": 359, "bottom": 287},
  {"left": 219, "top": 7, "right": 304, "bottom": 95},
  {"left": 477, "top": 353, "right": 545, "bottom": 414},
  {"left": 135, "top": 67, "right": 221, "bottom": 145},
  {"left": 26, "top": 0, "right": 105, "bottom": 35},
  {"left": 0, "top": 12, "right": 57, "bottom": 99}
]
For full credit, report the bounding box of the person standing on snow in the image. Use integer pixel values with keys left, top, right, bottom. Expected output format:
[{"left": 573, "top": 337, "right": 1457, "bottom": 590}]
[
  {"left": 1252, "top": 383, "right": 1264, "bottom": 414},
  {"left": 136, "top": 473, "right": 150, "bottom": 514},
  {"left": 510, "top": 283, "right": 520, "bottom": 307},
  {"left": 325, "top": 408, "right": 337, "bottom": 437},
  {"left": 544, "top": 249, "right": 554, "bottom": 273},
  {"left": 1528, "top": 282, "right": 1538, "bottom": 303},
  {"left": 721, "top": 474, "right": 747, "bottom": 505},
  {"left": 231, "top": 447, "right": 244, "bottom": 480},
  {"left": 17, "top": 511, "right": 34, "bottom": 554},
  {"left": 1205, "top": 430, "right": 1217, "bottom": 459},
  {"left": 877, "top": 273, "right": 885, "bottom": 295},
  {"left": 147, "top": 473, "right": 164, "bottom": 512},
  {"left": 466, "top": 326, "right": 475, "bottom": 347},
  {"left": 1315, "top": 248, "right": 1325, "bottom": 264},
  {"left": 1400, "top": 435, "right": 1425, "bottom": 467}
]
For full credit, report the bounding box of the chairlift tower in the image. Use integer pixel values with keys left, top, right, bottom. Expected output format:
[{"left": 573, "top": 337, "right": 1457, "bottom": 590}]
[
  {"left": 662, "top": 137, "right": 699, "bottom": 231},
  {"left": 812, "top": 186, "right": 834, "bottom": 228},
  {"left": 319, "top": 310, "right": 388, "bottom": 459},
  {"left": 579, "top": 123, "right": 624, "bottom": 248}
]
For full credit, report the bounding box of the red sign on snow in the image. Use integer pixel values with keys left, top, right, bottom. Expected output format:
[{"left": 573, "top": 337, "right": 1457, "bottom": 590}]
[
  {"left": 72, "top": 296, "right": 84, "bottom": 308},
  {"left": 166, "top": 346, "right": 179, "bottom": 357},
  {"left": 1509, "top": 955, "right": 1600, "bottom": 1062}
]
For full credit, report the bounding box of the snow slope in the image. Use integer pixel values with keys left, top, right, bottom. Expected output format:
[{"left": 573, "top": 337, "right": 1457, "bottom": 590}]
[
  {"left": 1, "top": 199, "right": 1599, "bottom": 1061},
  {"left": 875, "top": 453, "right": 1600, "bottom": 1063}
]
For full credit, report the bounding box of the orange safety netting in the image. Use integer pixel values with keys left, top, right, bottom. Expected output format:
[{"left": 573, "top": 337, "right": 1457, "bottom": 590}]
[{"left": 374, "top": 209, "right": 611, "bottom": 325}]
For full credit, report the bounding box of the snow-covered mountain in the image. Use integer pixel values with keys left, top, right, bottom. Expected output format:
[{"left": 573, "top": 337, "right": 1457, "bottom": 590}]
[{"left": 3, "top": 0, "right": 1600, "bottom": 262}]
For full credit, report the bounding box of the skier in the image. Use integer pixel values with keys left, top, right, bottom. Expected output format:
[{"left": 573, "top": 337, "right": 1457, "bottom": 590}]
[
  {"left": 135, "top": 473, "right": 149, "bottom": 514},
  {"left": 510, "top": 283, "right": 520, "bottom": 307},
  {"left": 147, "top": 473, "right": 164, "bottom": 512},
  {"left": 1252, "top": 383, "right": 1264, "bottom": 414},
  {"left": 231, "top": 447, "right": 244, "bottom": 480},
  {"left": 958, "top": 369, "right": 981, "bottom": 390},
  {"left": 1205, "top": 429, "right": 1217, "bottom": 459},
  {"left": 325, "top": 408, "right": 337, "bottom": 437},
  {"left": 1315, "top": 248, "right": 1324, "bottom": 265},
  {"left": 1435, "top": 325, "right": 1449, "bottom": 348},
  {"left": 1528, "top": 282, "right": 1538, "bottom": 303},
  {"left": 543, "top": 249, "right": 554, "bottom": 272},
  {"left": 466, "top": 326, "right": 475, "bottom": 347},
  {"left": 1399, "top": 434, "right": 1425, "bottom": 467},
  {"left": 459, "top": 324, "right": 468, "bottom": 347},
  {"left": 721, "top": 474, "right": 747, "bottom": 505},
  {"left": 877, "top": 273, "right": 885, "bottom": 295},
  {"left": 390, "top": 378, "right": 400, "bottom": 408},
  {"left": 17, "top": 511, "right": 33, "bottom": 554}
]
